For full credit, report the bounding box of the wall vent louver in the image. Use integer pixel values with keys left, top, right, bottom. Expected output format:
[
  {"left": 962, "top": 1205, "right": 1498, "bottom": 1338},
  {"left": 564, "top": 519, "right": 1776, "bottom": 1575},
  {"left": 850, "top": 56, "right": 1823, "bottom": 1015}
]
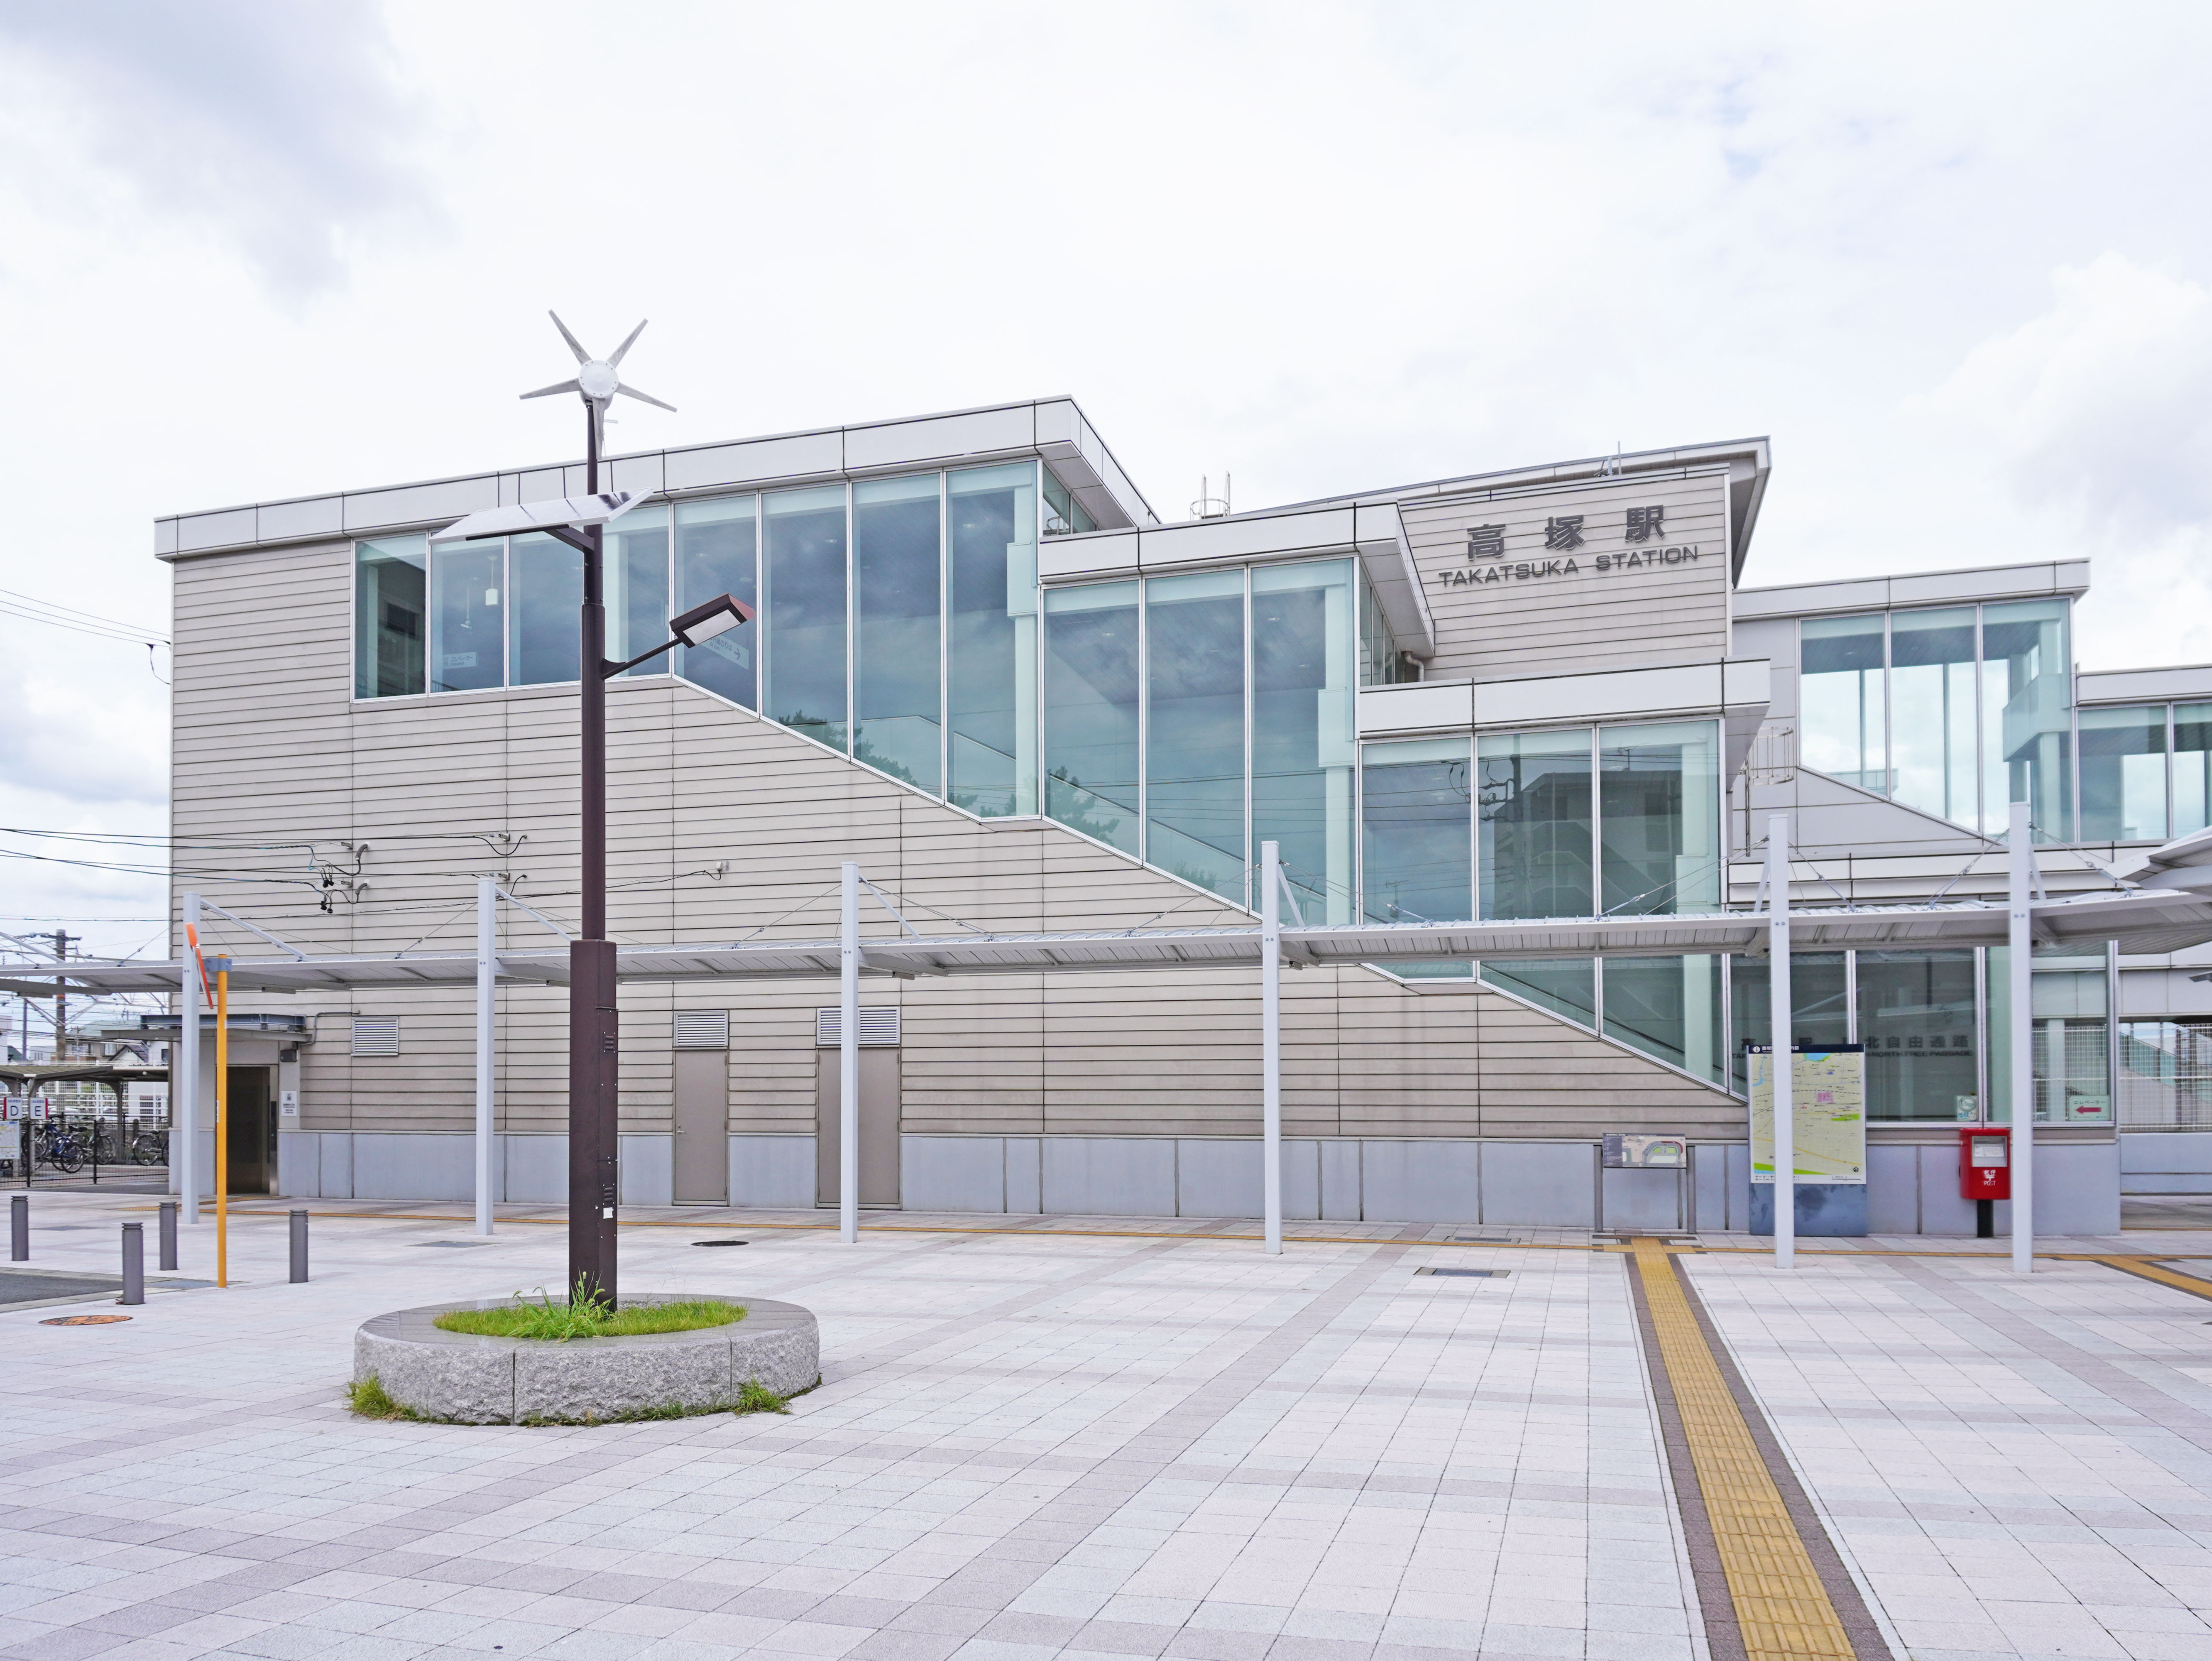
[
  {"left": 674, "top": 1011, "right": 731, "bottom": 1050},
  {"left": 350, "top": 1017, "right": 400, "bottom": 1057},
  {"left": 815, "top": 1007, "right": 900, "bottom": 1047}
]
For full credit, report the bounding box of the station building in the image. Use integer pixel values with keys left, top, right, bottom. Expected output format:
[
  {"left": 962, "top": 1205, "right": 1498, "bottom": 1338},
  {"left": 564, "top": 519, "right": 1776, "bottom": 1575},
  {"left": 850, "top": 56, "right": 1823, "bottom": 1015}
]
[{"left": 153, "top": 399, "right": 2212, "bottom": 1233}]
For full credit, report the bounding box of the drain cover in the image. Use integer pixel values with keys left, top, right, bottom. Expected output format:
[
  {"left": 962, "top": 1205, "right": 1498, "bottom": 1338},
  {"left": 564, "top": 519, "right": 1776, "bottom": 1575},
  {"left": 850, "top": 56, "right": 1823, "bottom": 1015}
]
[
  {"left": 42, "top": 1314, "right": 130, "bottom": 1325},
  {"left": 1418, "top": 1267, "right": 1508, "bottom": 1279},
  {"left": 416, "top": 1241, "right": 495, "bottom": 1249},
  {"left": 693, "top": 1239, "right": 747, "bottom": 1247}
]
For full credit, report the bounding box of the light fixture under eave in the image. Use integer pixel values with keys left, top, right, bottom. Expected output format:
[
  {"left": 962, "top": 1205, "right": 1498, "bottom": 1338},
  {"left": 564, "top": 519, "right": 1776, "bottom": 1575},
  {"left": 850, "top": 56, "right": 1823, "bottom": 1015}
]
[{"left": 670, "top": 593, "right": 754, "bottom": 647}]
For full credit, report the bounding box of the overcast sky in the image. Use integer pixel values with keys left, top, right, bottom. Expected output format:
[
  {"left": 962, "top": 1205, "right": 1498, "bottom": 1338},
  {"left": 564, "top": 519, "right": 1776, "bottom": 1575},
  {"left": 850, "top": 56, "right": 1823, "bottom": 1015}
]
[{"left": 2, "top": 0, "right": 2210, "bottom": 962}]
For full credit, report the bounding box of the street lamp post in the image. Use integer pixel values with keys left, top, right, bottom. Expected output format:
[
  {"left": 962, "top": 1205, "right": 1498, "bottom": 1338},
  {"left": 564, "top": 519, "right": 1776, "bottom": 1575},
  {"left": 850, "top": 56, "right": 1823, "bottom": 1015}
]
[{"left": 438, "top": 315, "right": 749, "bottom": 1307}]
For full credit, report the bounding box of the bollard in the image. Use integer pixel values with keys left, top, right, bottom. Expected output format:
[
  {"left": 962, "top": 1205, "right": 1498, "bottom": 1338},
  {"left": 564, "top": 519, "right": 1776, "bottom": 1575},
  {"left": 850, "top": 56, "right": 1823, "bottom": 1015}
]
[
  {"left": 10, "top": 1193, "right": 24, "bottom": 1261},
  {"left": 289, "top": 1209, "right": 308, "bottom": 1284},
  {"left": 159, "top": 1201, "right": 178, "bottom": 1270},
  {"left": 121, "top": 1222, "right": 144, "bottom": 1305}
]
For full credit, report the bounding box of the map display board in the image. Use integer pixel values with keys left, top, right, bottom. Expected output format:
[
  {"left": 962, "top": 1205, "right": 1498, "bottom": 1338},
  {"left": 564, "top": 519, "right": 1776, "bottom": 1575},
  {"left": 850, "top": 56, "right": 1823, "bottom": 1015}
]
[{"left": 1749, "top": 1046, "right": 1867, "bottom": 1184}]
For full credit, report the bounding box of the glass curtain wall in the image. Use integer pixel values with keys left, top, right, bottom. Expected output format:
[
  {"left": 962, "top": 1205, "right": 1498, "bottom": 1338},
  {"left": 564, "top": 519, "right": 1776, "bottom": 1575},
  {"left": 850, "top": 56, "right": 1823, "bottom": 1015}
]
[
  {"left": 2119, "top": 1019, "right": 2212, "bottom": 1128},
  {"left": 355, "top": 538, "right": 426, "bottom": 698},
  {"left": 763, "top": 485, "right": 849, "bottom": 752},
  {"left": 2181, "top": 704, "right": 2212, "bottom": 837},
  {"left": 1479, "top": 960, "right": 1595, "bottom": 1023},
  {"left": 1599, "top": 722, "right": 1720, "bottom": 914},
  {"left": 1797, "top": 600, "right": 2078, "bottom": 841},
  {"left": 1984, "top": 600, "right": 2072, "bottom": 840},
  {"left": 1730, "top": 953, "right": 1848, "bottom": 1096},
  {"left": 674, "top": 496, "right": 758, "bottom": 707},
  {"left": 428, "top": 537, "right": 504, "bottom": 692},
  {"left": 948, "top": 464, "right": 1039, "bottom": 816},
  {"left": 853, "top": 475, "right": 942, "bottom": 794},
  {"left": 1361, "top": 738, "right": 1472, "bottom": 924},
  {"left": 1042, "top": 583, "right": 1140, "bottom": 853},
  {"left": 1478, "top": 731, "right": 1592, "bottom": 919},
  {"left": 607, "top": 507, "right": 670, "bottom": 679},
  {"left": 1800, "top": 615, "right": 1887, "bottom": 792},
  {"left": 1145, "top": 569, "right": 1247, "bottom": 900},
  {"left": 509, "top": 533, "right": 582, "bottom": 686},
  {"left": 1603, "top": 956, "right": 1723, "bottom": 1084},
  {"left": 1857, "top": 951, "right": 1978, "bottom": 1121},
  {"left": 1253, "top": 560, "right": 1354, "bottom": 921},
  {"left": 1890, "top": 608, "right": 1978, "bottom": 824},
  {"left": 1987, "top": 953, "right": 2114, "bottom": 1124},
  {"left": 2078, "top": 705, "right": 2167, "bottom": 842}
]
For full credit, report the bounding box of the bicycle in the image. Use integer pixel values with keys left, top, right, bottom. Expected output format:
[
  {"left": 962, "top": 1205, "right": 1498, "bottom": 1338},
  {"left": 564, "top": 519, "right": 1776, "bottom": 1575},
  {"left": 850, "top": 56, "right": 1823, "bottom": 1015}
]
[{"left": 34, "top": 1123, "right": 87, "bottom": 1175}]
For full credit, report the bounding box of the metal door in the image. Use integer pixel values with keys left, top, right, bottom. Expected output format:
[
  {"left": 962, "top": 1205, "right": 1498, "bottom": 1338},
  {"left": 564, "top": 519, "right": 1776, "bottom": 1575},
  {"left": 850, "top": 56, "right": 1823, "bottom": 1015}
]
[
  {"left": 225, "top": 1067, "right": 273, "bottom": 1196},
  {"left": 672, "top": 1050, "right": 728, "bottom": 1204},
  {"left": 815, "top": 1049, "right": 899, "bottom": 1207}
]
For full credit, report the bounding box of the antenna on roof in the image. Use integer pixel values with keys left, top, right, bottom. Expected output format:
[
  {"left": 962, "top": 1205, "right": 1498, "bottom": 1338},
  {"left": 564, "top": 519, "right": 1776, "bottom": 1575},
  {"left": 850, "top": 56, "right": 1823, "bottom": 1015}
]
[{"left": 1192, "top": 473, "right": 1231, "bottom": 519}]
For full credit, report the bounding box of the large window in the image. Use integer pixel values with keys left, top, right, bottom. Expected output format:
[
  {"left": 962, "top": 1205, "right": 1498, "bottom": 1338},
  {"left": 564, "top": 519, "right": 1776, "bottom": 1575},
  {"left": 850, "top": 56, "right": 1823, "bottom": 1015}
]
[
  {"left": 354, "top": 537, "right": 426, "bottom": 698},
  {"left": 1253, "top": 561, "right": 1355, "bottom": 921},
  {"left": 763, "top": 485, "right": 848, "bottom": 752},
  {"left": 1729, "top": 953, "right": 1847, "bottom": 1096},
  {"left": 1478, "top": 731, "right": 1591, "bottom": 919},
  {"left": 1145, "top": 570, "right": 1247, "bottom": 899},
  {"left": 1987, "top": 952, "right": 2113, "bottom": 1124},
  {"left": 2119, "top": 1019, "right": 2212, "bottom": 1129},
  {"left": 1798, "top": 600, "right": 2076, "bottom": 840},
  {"left": 509, "top": 533, "right": 582, "bottom": 686},
  {"left": 1043, "top": 583, "right": 1140, "bottom": 854},
  {"left": 1857, "top": 951, "right": 1978, "bottom": 1122},
  {"left": 607, "top": 507, "right": 670, "bottom": 680},
  {"left": 1600, "top": 722, "right": 1720, "bottom": 914},
  {"left": 429, "top": 538, "right": 503, "bottom": 693},
  {"left": 854, "top": 475, "right": 942, "bottom": 794},
  {"left": 1362, "top": 738, "right": 1472, "bottom": 924},
  {"left": 674, "top": 496, "right": 757, "bottom": 707},
  {"left": 2077, "top": 701, "right": 2212, "bottom": 845},
  {"left": 948, "top": 464, "right": 1038, "bottom": 817}
]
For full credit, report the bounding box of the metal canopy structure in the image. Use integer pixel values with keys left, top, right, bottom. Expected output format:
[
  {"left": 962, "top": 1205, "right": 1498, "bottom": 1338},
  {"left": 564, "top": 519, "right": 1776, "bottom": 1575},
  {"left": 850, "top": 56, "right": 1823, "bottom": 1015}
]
[{"left": 16, "top": 886, "right": 2212, "bottom": 999}]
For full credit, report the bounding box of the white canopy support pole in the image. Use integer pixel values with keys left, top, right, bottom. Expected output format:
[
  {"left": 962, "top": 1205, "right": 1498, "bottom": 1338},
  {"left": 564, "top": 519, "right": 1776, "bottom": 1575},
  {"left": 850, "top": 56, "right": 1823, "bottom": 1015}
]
[
  {"left": 180, "top": 891, "right": 202, "bottom": 1225},
  {"left": 1767, "top": 817, "right": 1794, "bottom": 1270},
  {"left": 1261, "top": 840, "right": 1283, "bottom": 1257},
  {"left": 839, "top": 861, "right": 860, "bottom": 1245},
  {"left": 2010, "top": 801, "right": 2036, "bottom": 1275},
  {"left": 475, "top": 877, "right": 496, "bottom": 1237}
]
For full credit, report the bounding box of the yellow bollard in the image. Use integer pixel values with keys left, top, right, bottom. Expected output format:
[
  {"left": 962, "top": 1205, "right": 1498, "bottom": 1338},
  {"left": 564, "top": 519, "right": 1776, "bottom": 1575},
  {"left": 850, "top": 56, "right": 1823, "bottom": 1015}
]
[{"left": 215, "top": 964, "right": 228, "bottom": 1288}]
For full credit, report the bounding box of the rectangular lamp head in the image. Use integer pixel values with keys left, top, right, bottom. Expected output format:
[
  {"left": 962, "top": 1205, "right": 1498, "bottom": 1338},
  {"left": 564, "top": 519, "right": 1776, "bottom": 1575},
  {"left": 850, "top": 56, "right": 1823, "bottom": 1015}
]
[
  {"left": 434, "top": 492, "right": 652, "bottom": 544},
  {"left": 670, "top": 593, "right": 755, "bottom": 647}
]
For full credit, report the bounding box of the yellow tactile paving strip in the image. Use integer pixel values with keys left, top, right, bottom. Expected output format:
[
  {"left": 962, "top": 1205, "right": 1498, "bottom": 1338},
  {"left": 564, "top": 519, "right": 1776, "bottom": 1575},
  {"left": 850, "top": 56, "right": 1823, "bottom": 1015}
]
[
  {"left": 2074, "top": 1254, "right": 2212, "bottom": 1300},
  {"left": 1628, "top": 1238, "right": 1857, "bottom": 1661}
]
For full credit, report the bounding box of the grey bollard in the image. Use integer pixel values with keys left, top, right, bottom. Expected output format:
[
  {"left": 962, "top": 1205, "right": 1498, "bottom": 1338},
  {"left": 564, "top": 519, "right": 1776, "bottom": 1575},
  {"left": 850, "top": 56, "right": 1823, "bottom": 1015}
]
[
  {"left": 289, "top": 1209, "right": 308, "bottom": 1283},
  {"left": 10, "top": 1193, "right": 24, "bottom": 1261},
  {"left": 159, "top": 1201, "right": 178, "bottom": 1270},
  {"left": 121, "top": 1222, "right": 144, "bottom": 1305}
]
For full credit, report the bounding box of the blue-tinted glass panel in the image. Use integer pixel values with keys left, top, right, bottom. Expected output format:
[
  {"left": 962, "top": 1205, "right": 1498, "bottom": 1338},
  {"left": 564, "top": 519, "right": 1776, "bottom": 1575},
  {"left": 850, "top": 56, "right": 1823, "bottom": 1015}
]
[
  {"left": 1478, "top": 730, "right": 1591, "bottom": 919},
  {"left": 1146, "top": 569, "right": 1245, "bottom": 899},
  {"left": 509, "top": 532, "right": 581, "bottom": 686},
  {"left": 1362, "top": 737, "right": 1471, "bottom": 924},
  {"left": 764, "top": 485, "right": 848, "bottom": 751},
  {"left": 1599, "top": 721, "right": 1719, "bottom": 915},
  {"left": 675, "top": 496, "right": 757, "bottom": 708},
  {"left": 1800, "top": 613, "right": 1887, "bottom": 791},
  {"left": 1480, "top": 958, "right": 1594, "bottom": 1024},
  {"left": 2079, "top": 704, "right": 2167, "bottom": 843},
  {"left": 608, "top": 506, "right": 669, "bottom": 679},
  {"left": 854, "top": 474, "right": 942, "bottom": 794},
  {"left": 428, "top": 537, "right": 504, "bottom": 693},
  {"left": 1252, "top": 561, "right": 1355, "bottom": 923},
  {"left": 1044, "top": 582, "right": 1140, "bottom": 854},
  {"left": 1604, "top": 955, "right": 1723, "bottom": 1084},
  {"left": 1857, "top": 950, "right": 1978, "bottom": 1121},
  {"left": 948, "top": 463, "right": 1038, "bottom": 816},
  {"left": 1890, "top": 608, "right": 1977, "bottom": 825},
  {"left": 2180, "top": 703, "right": 2212, "bottom": 838},
  {"left": 1982, "top": 599, "right": 2072, "bottom": 840},
  {"left": 355, "top": 537, "right": 426, "bottom": 698},
  {"left": 1729, "top": 953, "right": 1848, "bottom": 1096}
]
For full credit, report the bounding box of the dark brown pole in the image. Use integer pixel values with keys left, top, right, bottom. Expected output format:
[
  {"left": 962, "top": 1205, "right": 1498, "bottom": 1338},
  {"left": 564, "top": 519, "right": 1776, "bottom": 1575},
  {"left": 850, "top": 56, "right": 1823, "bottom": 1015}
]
[{"left": 568, "top": 404, "right": 619, "bottom": 1307}]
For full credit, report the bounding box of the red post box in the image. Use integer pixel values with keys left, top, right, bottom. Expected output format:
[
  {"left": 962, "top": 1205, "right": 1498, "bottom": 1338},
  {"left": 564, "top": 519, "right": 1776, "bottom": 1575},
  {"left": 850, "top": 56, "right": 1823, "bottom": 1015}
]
[{"left": 1959, "top": 1127, "right": 2011, "bottom": 1201}]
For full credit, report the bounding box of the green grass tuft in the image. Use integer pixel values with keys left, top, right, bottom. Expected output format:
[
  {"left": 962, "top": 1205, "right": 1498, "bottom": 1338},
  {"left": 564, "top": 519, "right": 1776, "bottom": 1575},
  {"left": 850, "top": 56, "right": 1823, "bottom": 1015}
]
[
  {"left": 433, "top": 1280, "right": 746, "bottom": 1341},
  {"left": 735, "top": 1378, "right": 791, "bottom": 1415},
  {"left": 347, "top": 1374, "right": 433, "bottom": 1421}
]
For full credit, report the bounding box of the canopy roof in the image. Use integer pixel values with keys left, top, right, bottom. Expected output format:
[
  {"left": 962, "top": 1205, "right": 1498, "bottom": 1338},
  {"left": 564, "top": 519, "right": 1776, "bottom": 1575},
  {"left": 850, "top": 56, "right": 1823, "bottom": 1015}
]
[{"left": 6, "top": 887, "right": 2207, "bottom": 996}]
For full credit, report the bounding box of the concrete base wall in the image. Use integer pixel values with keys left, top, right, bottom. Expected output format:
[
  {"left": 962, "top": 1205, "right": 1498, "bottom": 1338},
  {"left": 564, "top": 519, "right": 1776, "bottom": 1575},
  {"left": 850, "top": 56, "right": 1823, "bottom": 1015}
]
[
  {"left": 269, "top": 1129, "right": 2118, "bottom": 1235},
  {"left": 2121, "top": 1132, "right": 2212, "bottom": 1193}
]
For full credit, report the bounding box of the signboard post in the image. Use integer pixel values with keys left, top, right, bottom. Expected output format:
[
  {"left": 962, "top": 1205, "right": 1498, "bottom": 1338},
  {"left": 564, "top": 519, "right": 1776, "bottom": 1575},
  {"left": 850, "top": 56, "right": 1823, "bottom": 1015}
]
[{"left": 1751, "top": 1046, "right": 1868, "bottom": 1239}]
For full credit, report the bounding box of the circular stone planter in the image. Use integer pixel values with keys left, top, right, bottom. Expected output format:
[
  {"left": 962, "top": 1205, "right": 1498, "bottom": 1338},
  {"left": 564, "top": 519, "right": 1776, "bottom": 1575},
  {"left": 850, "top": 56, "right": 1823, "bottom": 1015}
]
[{"left": 352, "top": 1296, "right": 818, "bottom": 1425}]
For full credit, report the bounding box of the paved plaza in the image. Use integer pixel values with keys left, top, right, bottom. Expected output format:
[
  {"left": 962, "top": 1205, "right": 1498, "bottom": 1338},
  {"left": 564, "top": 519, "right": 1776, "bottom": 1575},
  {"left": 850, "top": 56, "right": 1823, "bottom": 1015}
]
[{"left": 10, "top": 1196, "right": 2212, "bottom": 1661}]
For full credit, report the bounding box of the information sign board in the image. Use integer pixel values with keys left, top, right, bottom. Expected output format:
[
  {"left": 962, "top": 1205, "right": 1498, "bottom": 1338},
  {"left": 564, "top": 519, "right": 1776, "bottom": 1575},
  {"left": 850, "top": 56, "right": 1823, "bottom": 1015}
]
[{"left": 1749, "top": 1046, "right": 1866, "bottom": 1185}]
